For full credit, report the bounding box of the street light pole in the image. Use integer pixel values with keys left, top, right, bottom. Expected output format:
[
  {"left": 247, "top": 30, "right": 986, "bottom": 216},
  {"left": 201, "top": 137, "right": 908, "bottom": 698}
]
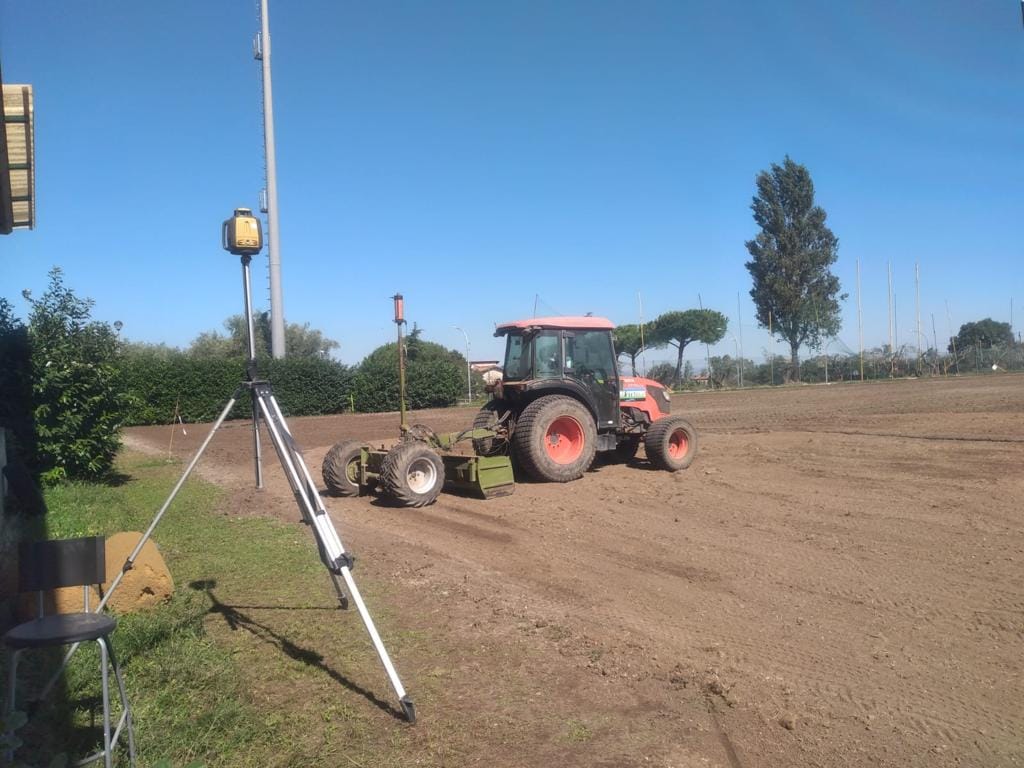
[
  {"left": 256, "top": 0, "right": 286, "bottom": 358},
  {"left": 453, "top": 326, "right": 472, "bottom": 402}
]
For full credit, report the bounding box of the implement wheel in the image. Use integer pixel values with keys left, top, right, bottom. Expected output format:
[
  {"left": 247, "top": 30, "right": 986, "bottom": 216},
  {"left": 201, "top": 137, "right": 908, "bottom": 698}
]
[
  {"left": 512, "top": 395, "right": 596, "bottom": 482},
  {"left": 645, "top": 416, "right": 698, "bottom": 471},
  {"left": 472, "top": 400, "right": 510, "bottom": 456},
  {"left": 381, "top": 441, "right": 445, "bottom": 507},
  {"left": 322, "top": 440, "right": 364, "bottom": 497}
]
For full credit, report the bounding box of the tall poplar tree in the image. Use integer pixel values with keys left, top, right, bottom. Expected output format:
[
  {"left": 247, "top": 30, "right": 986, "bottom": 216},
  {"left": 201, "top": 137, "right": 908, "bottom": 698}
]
[{"left": 745, "top": 157, "right": 845, "bottom": 381}]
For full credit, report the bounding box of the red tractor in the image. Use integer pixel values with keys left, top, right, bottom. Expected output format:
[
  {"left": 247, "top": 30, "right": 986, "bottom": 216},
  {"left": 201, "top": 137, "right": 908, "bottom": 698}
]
[{"left": 473, "top": 316, "right": 698, "bottom": 482}]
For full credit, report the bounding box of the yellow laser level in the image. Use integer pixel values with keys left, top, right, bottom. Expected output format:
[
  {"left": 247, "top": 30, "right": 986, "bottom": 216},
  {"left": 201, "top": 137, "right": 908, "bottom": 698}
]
[{"left": 222, "top": 208, "right": 263, "bottom": 255}]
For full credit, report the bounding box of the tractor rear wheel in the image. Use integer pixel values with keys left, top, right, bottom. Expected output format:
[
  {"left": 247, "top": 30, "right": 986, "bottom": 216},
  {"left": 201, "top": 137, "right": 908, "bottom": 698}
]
[
  {"left": 322, "top": 440, "right": 364, "bottom": 497},
  {"left": 645, "top": 416, "right": 698, "bottom": 471},
  {"left": 512, "top": 395, "right": 597, "bottom": 482},
  {"left": 380, "top": 441, "right": 445, "bottom": 507},
  {"left": 472, "top": 400, "right": 510, "bottom": 456}
]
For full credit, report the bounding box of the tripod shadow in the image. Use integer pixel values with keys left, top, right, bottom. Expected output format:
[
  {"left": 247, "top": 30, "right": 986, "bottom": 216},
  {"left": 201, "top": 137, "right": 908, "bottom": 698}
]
[{"left": 188, "top": 580, "right": 407, "bottom": 721}]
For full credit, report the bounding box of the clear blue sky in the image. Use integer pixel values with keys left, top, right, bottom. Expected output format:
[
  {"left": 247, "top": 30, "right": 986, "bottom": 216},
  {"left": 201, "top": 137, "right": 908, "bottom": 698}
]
[{"left": 2, "top": 1, "right": 1022, "bottom": 368}]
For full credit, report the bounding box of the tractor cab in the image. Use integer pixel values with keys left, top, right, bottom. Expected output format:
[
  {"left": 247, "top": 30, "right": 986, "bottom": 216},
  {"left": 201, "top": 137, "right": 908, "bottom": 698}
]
[{"left": 493, "top": 317, "right": 621, "bottom": 434}]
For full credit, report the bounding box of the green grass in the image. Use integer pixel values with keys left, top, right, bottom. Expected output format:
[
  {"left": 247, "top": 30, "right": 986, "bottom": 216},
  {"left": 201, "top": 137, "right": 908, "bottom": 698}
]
[{"left": 2, "top": 453, "right": 427, "bottom": 767}]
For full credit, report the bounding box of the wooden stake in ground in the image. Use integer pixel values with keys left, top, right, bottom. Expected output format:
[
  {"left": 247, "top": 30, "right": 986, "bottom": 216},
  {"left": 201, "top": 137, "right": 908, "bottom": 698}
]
[{"left": 167, "top": 397, "right": 187, "bottom": 458}]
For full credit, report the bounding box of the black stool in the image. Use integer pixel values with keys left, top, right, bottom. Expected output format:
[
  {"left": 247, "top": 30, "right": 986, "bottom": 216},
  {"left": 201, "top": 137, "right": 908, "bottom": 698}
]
[{"left": 3, "top": 536, "right": 136, "bottom": 767}]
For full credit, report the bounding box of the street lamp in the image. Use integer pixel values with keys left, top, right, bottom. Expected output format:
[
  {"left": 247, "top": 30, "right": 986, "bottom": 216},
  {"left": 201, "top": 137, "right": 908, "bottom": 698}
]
[{"left": 453, "top": 326, "right": 472, "bottom": 402}]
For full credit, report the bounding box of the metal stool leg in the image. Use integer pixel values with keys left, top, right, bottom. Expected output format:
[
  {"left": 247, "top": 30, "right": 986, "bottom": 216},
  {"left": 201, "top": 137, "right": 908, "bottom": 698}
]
[
  {"left": 98, "top": 637, "right": 113, "bottom": 768},
  {"left": 107, "top": 641, "right": 136, "bottom": 767},
  {"left": 3, "top": 648, "right": 21, "bottom": 763}
]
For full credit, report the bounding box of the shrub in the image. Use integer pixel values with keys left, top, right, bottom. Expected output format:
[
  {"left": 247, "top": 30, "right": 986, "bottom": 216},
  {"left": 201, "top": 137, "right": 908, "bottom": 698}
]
[
  {"left": 21, "top": 269, "right": 130, "bottom": 485},
  {"left": 352, "top": 340, "right": 463, "bottom": 412}
]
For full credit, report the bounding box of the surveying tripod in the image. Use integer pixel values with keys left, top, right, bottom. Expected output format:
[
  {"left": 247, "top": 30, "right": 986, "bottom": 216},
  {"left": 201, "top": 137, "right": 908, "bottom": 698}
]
[{"left": 44, "top": 251, "right": 415, "bottom": 723}]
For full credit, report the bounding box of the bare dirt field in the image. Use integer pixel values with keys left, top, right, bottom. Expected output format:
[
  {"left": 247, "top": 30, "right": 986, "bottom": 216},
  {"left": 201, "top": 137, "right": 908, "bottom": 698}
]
[{"left": 125, "top": 374, "right": 1024, "bottom": 767}]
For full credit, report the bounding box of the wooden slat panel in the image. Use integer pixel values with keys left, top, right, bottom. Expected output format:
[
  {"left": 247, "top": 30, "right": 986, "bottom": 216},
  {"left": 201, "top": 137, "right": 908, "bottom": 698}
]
[{"left": 2, "top": 84, "right": 34, "bottom": 230}]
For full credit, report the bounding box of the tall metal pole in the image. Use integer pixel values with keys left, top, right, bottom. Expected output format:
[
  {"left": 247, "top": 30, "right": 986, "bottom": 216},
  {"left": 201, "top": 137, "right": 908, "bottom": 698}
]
[
  {"left": 638, "top": 292, "right": 648, "bottom": 377},
  {"left": 730, "top": 335, "right": 740, "bottom": 386},
  {"left": 736, "top": 292, "right": 744, "bottom": 387},
  {"left": 453, "top": 326, "right": 472, "bottom": 402},
  {"left": 257, "top": 0, "right": 286, "bottom": 358},
  {"left": 856, "top": 258, "right": 864, "bottom": 381},
  {"left": 887, "top": 261, "right": 895, "bottom": 378},
  {"left": 893, "top": 264, "right": 899, "bottom": 374},
  {"left": 915, "top": 262, "right": 922, "bottom": 374},
  {"left": 946, "top": 300, "right": 959, "bottom": 375}
]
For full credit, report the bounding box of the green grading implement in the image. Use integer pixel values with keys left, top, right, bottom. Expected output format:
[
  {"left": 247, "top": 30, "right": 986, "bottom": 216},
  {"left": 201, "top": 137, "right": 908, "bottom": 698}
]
[
  {"left": 321, "top": 295, "right": 515, "bottom": 507},
  {"left": 322, "top": 425, "right": 515, "bottom": 507}
]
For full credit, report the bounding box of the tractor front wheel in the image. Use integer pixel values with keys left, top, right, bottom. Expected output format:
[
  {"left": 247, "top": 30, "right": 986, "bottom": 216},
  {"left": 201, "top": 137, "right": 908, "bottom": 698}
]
[
  {"left": 645, "top": 416, "right": 698, "bottom": 471},
  {"left": 380, "top": 441, "right": 445, "bottom": 507},
  {"left": 512, "top": 395, "right": 597, "bottom": 482},
  {"left": 322, "top": 440, "right": 365, "bottom": 497}
]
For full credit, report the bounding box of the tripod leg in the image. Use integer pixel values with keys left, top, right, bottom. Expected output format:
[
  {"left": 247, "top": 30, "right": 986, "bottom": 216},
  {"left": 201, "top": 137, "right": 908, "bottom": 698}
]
[
  {"left": 251, "top": 387, "right": 264, "bottom": 489},
  {"left": 253, "top": 386, "right": 415, "bottom": 722}
]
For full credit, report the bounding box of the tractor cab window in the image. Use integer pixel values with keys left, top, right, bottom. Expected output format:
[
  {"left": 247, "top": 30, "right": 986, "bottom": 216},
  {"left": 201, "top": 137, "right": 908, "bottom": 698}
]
[
  {"left": 565, "top": 330, "right": 616, "bottom": 385},
  {"left": 533, "top": 332, "right": 561, "bottom": 379},
  {"left": 503, "top": 334, "right": 526, "bottom": 380}
]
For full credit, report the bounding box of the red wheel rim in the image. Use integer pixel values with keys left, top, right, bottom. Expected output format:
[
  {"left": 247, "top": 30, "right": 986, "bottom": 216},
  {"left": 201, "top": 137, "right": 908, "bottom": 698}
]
[
  {"left": 544, "top": 416, "right": 585, "bottom": 464},
  {"left": 668, "top": 428, "right": 689, "bottom": 459}
]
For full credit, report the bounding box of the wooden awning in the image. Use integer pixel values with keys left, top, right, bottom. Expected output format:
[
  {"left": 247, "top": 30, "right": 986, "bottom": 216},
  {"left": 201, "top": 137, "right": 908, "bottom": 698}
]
[{"left": 1, "top": 79, "right": 35, "bottom": 234}]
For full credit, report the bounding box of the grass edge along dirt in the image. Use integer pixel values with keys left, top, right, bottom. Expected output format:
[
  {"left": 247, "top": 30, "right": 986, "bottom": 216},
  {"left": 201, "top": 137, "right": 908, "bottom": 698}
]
[{"left": 3, "top": 452, "right": 428, "bottom": 768}]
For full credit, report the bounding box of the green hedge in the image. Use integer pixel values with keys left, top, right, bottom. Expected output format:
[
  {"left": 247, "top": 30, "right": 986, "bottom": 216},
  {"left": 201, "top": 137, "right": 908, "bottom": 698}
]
[
  {"left": 119, "top": 355, "right": 355, "bottom": 426},
  {"left": 119, "top": 333, "right": 464, "bottom": 426}
]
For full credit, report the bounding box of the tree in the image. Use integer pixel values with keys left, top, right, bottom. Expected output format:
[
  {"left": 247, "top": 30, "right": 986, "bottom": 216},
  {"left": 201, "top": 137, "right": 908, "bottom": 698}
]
[
  {"left": 21, "top": 268, "right": 129, "bottom": 484},
  {"left": 0, "top": 298, "right": 33, "bottom": 460},
  {"left": 708, "top": 355, "right": 757, "bottom": 388},
  {"left": 648, "top": 309, "right": 727, "bottom": 387},
  {"left": 188, "top": 312, "right": 339, "bottom": 359},
  {"left": 612, "top": 324, "right": 648, "bottom": 376},
  {"left": 286, "top": 322, "right": 340, "bottom": 359},
  {"left": 120, "top": 340, "right": 181, "bottom": 360},
  {"left": 949, "top": 318, "right": 1013, "bottom": 353},
  {"left": 745, "top": 156, "right": 845, "bottom": 382},
  {"left": 646, "top": 362, "right": 677, "bottom": 387},
  {"left": 351, "top": 328, "right": 464, "bottom": 412}
]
